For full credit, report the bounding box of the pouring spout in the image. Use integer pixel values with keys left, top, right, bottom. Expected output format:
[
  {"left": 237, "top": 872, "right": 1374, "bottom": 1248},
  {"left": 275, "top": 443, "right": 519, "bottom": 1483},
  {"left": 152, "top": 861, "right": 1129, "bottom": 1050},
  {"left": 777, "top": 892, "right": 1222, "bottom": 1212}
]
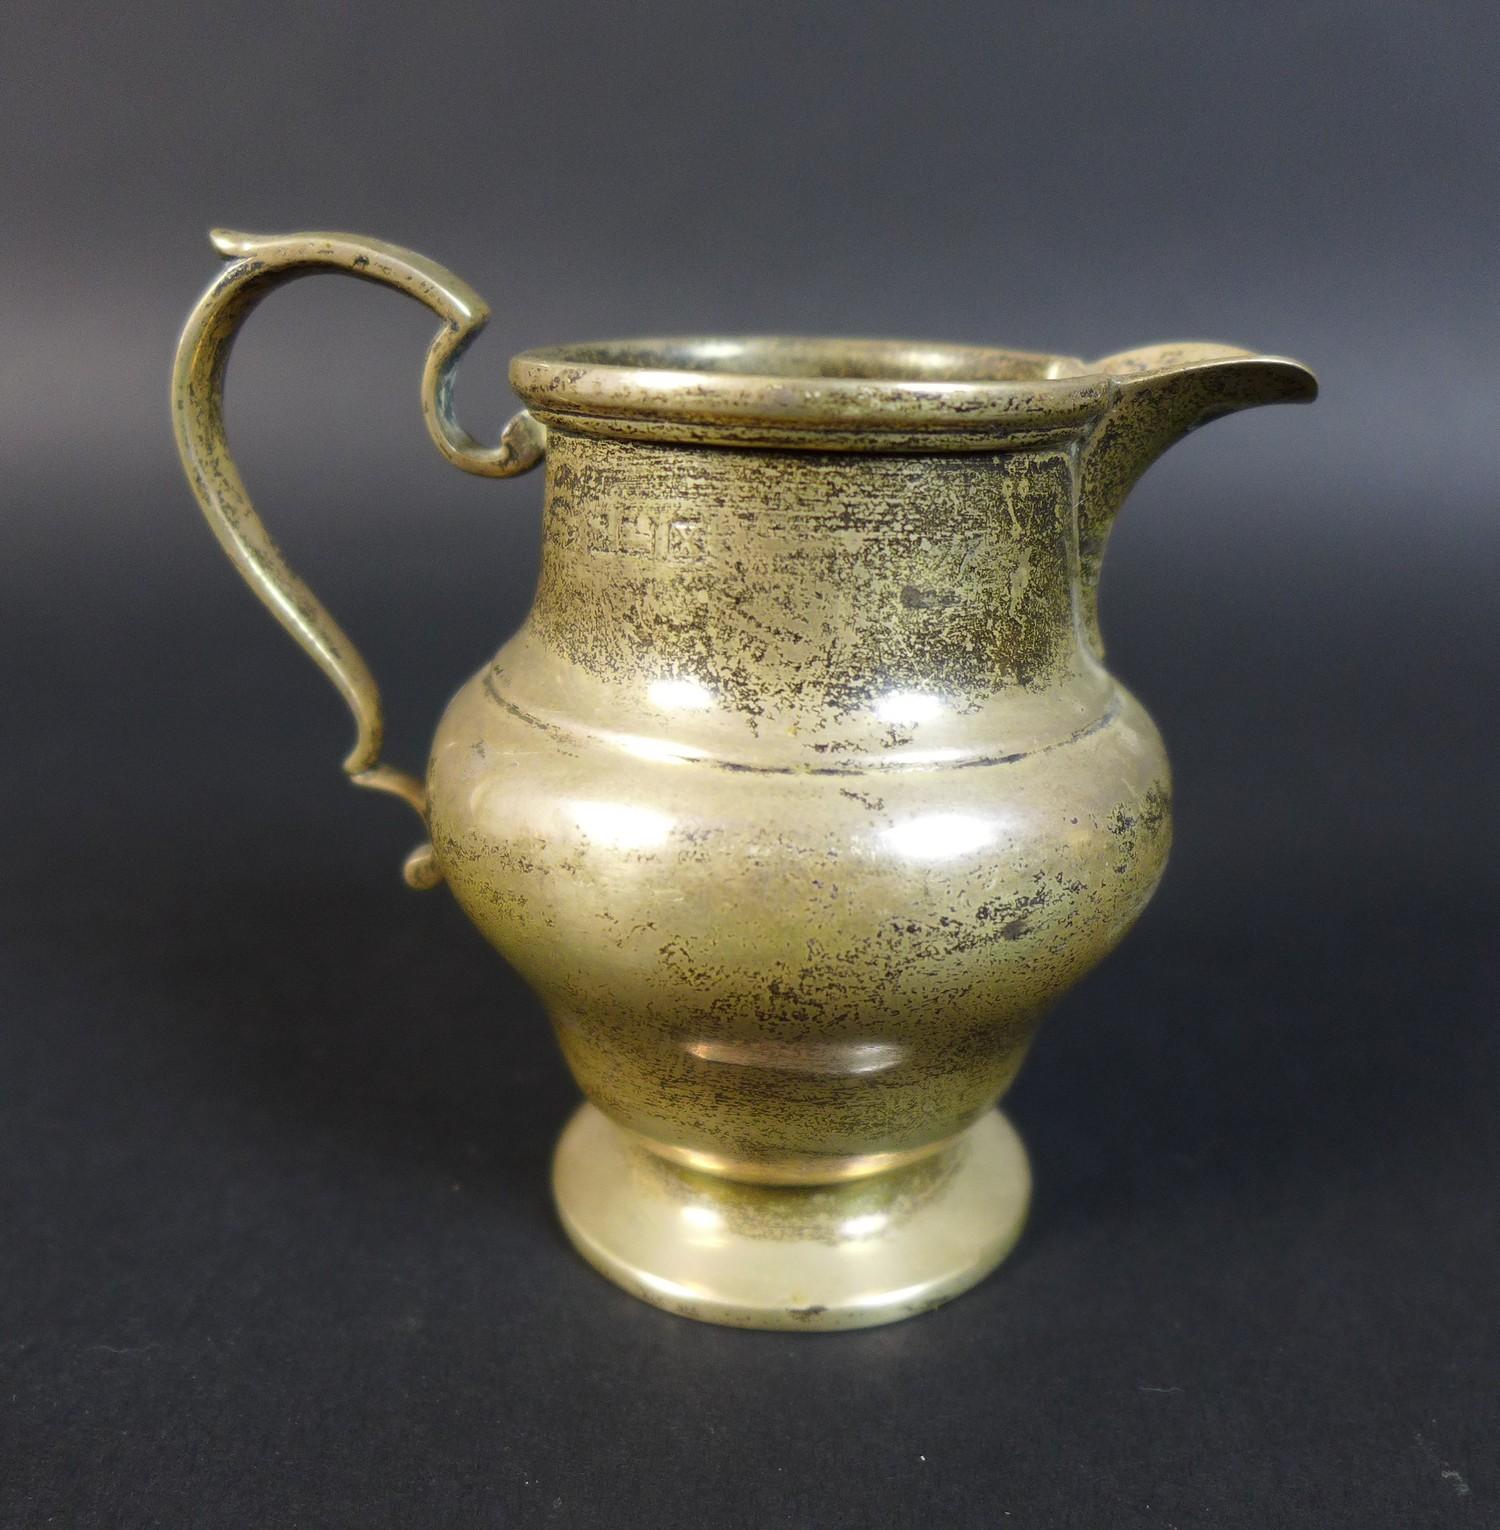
[{"left": 1076, "top": 343, "right": 1318, "bottom": 656}]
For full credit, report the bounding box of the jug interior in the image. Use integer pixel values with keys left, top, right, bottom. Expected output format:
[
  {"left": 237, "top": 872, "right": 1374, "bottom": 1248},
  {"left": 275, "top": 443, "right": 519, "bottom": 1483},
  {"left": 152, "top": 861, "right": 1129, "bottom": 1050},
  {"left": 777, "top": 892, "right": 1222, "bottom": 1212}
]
[{"left": 525, "top": 336, "right": 1083, "bottom": 383}]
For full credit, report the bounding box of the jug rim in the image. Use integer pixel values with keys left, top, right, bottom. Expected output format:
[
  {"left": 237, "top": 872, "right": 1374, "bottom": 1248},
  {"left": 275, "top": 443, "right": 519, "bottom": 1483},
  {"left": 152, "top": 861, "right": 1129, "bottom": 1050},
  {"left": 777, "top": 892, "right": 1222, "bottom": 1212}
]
[{"left": 510, "top": 335, "right": 1112, "bottom": 451}]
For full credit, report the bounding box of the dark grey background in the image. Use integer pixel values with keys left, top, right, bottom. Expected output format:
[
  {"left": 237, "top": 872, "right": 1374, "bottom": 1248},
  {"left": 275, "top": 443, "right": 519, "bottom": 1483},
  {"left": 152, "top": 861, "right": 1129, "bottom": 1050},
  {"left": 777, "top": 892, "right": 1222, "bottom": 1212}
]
[{"left": 3, "top": 2, "right": 1497, "bottom": 1526}]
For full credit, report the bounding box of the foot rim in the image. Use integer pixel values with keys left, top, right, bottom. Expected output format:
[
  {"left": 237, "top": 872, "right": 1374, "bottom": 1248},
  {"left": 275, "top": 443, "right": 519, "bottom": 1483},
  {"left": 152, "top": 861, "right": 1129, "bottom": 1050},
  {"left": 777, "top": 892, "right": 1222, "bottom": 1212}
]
[{"left": 552, "top": 1103, "right": 1031, "bottom": 1331}]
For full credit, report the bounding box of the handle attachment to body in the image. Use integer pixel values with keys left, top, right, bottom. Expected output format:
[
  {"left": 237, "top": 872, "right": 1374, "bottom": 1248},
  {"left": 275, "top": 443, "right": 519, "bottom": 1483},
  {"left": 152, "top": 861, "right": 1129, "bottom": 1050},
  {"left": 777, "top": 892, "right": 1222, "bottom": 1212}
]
[{"left": 171, "top": 229, "right": 545, "bottom": 887}]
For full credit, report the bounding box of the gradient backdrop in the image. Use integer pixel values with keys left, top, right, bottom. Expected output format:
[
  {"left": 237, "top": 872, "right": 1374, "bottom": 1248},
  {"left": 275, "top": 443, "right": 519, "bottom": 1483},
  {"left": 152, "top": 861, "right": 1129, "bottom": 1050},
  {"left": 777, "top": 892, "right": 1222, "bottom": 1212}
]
[{"left": 3, "top": 2, "right": 1497, "bottom": 1525}]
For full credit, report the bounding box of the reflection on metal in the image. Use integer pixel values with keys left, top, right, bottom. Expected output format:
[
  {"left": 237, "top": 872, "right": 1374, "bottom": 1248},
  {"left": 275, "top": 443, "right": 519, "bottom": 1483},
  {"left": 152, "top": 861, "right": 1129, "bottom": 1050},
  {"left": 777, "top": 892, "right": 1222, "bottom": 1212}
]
[
  {"left": 568, "top": 800, "right": 674, "bottom": 853},
  {"left": 880, "top": 812, "right": 999, "bottom": 862},
  {"left": 684, "top": 1039, "right": 908, "bottom": 1077},
  {"left": 875, "top": 690, "right": 945, "bottom": 726},
  {"left": 647, "top": 677, "right": 716, "bottom": 711}
]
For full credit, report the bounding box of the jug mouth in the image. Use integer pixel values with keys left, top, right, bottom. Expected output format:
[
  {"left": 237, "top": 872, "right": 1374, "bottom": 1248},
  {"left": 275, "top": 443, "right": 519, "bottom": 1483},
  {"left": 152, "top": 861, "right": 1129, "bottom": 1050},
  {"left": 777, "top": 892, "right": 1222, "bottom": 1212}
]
[{"left": 511, "top": 335, "right": 1111, "bottom": 451}]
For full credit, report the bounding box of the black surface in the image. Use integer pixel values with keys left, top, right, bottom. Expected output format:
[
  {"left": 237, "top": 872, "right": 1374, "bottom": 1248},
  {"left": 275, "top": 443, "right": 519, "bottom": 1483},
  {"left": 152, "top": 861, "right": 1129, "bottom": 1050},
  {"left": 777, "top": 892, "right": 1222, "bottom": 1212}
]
[
  {"left": 10, "top": 532, "right": 1498, "bottom": 1528},
  {"left": 5, "top": 2, "right": 1499, "bottom": 1525}
]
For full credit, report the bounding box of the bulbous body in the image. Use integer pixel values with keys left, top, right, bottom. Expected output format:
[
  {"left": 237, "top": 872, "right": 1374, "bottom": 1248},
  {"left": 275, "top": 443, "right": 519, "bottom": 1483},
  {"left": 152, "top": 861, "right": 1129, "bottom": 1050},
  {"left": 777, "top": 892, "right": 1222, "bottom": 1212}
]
[
  {"left": 429, "top": 431, "right": 1171, "bottom": 1183},
  {"left": 173, "top": 232, "right": 1314, "bottom": 1327}
]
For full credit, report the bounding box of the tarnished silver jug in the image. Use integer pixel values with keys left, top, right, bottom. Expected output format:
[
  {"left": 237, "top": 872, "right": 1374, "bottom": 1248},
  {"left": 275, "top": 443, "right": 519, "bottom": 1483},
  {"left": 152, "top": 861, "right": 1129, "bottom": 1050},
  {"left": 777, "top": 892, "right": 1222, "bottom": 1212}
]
[{"left": 174, "top": 229, "right": 1316, "bottom": 1328}]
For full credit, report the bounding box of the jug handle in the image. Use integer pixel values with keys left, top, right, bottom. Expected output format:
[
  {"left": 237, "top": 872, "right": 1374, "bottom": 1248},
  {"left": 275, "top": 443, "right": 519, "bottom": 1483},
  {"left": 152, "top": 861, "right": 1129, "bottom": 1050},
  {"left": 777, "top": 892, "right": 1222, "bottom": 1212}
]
[{"left": 171, "top": 229, "right": 546, "bottom": 889}]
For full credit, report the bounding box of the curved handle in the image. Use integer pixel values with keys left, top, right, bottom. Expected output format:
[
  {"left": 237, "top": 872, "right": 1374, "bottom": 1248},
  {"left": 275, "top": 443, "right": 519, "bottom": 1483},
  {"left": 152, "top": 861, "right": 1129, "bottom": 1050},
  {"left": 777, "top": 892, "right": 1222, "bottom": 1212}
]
[{"left": 171, "top": 229, "right": 545, "bottom": 888}]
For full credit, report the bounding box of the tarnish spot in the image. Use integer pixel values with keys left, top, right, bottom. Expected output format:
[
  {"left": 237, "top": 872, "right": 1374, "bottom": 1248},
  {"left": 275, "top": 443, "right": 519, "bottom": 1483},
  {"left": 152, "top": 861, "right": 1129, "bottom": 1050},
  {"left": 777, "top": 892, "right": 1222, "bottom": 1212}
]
[{"left": 900, "top": 585, "right": 956, "bottom": 610}]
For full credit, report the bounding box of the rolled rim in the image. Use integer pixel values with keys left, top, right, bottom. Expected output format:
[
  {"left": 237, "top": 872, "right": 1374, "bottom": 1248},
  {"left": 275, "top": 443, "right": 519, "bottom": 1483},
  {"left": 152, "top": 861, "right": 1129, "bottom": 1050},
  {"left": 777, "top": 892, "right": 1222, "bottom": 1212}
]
[{"left": 510, "top": 335, "right": 1111, "bottom": 448}]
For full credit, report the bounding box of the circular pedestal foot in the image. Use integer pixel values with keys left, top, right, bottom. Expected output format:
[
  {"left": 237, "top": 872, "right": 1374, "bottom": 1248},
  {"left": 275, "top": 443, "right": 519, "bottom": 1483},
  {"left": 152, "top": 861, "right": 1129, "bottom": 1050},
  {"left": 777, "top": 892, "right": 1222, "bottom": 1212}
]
[{"left": 552, "top": 1104, "right": 1030, "bottom": 1331}]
